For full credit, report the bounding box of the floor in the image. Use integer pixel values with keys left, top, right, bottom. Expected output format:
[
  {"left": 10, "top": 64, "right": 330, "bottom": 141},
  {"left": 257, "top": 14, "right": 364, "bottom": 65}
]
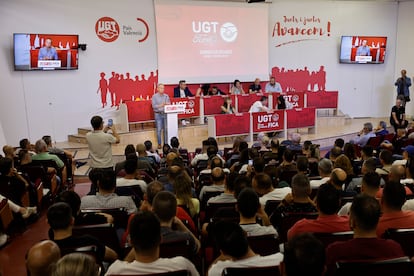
[{"left": 0, "top": 116, "right": 387, "bottom": 275}]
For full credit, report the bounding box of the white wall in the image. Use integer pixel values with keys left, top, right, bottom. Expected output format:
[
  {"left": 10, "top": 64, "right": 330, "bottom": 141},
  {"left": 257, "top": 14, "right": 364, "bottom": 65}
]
[
  {"left": 269, "top": 1, "right": 398, "bottom": 118},
  {"left": 0, "top": 0, "right": 409, "bottom": 145},
  {"left": 395, "top": 1, "right": 414, "bottom": 116}
]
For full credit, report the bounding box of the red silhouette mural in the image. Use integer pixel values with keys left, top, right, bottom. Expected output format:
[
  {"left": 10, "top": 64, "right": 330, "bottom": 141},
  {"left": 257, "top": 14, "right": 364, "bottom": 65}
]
[
  {"left": 271, "top": 65, "right": 326, "bottom": 92},
  {"left": 97, "top": 70, "right": 158, "bottom": 108}
]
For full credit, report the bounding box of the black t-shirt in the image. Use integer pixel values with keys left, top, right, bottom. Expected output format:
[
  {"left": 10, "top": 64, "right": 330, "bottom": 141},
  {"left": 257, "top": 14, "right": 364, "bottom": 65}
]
[
  {"left": 249, "top": 84, "right": 262, "bottom": 93},
  {"left": 390, "top": 105, "right": 405, "bottom": 124},
  {"left": 54, "top": 235, "right": 106, "bottom": 262}
]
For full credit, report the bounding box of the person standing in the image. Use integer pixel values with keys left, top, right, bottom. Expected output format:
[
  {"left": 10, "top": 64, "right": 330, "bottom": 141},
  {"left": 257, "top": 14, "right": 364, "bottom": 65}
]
[
  {"left": 395, "top": 69, "right": 411, "bottom": 104},
  {"left": 152, "top": 83, "right": 170, "bottom": 149},
  {"left": 86, "top": 115, "right": 120, "bottom": 169},
  {"left": 390, "top": 97, "right": 408, "bottom": 133}
]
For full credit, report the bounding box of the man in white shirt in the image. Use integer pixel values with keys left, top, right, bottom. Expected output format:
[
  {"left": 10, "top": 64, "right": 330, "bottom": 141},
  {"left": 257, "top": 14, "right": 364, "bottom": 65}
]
[
  {"left": 105, "top": 211, "right": 199, "bottom": 276},
  {"left": 310, "top": 158, "right": 332, "bottom": 188},
  {"left": 116, "top": 159, "right": 147, "bottom": 193},
  {"left": 86, "top": 116, "right": 120, "bottom": 169},
  {"left": 249, "top": 96, "right": 271, "bottom": 113},
  {"left": 265, "top": 76, "right": 282, "bottom": 93},
  {"left": 252, "top": 173, "right": 291, "bottom": 206},
  {"left": 208, "top": 220, "right": 283, "bottom": 276}
]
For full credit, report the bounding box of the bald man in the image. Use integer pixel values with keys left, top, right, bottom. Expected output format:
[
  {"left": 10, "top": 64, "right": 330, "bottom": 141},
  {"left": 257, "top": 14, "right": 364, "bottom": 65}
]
[
  {"left": 199, "top": 167, "right": 225, "bottom": 202},
  {"left": 329, "top": 168, "right": 356, "bottom": 197},
  {"left": 26, "top": 240, "right": 61, "bottom": 276}
]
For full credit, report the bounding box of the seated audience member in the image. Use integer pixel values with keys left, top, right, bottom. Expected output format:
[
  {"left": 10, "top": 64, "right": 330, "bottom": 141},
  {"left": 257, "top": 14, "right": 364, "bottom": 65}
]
[
  {"left": 144, "top": 140, "right": 161, "bottom": 164},
  {"left": 329, "top": 168, "right": 356, "bottom": 197},
  {"left": 0, "top": 157, "right": 31, "bottom": 206},
  {"left": 276, "top": 94, "right": 287, "bottom": 110},
  {"left": 238, "top": 188, "right": 278, "bottom": 237},
  {"left": 173, "top": 80, "right": 194, "bottom": 98},
  {"left": 329, "top": 146, "right": 343, "bottom": 163},
  {"left": 310, "top": 158, "right": 333, "bottom": 188},
  {"left": 226, "top": 141, "right": 248, "bottom": 167},
  {"left": 377, "top": 181, "right": 414, "bottom": 237},
  {"left": 262, "top": 137, "right": 282, "bottom": 163},
  {"left": 174, "top": 172, "right": 199, "bottom": 218},
  {"left": 220, "top": 97, "right": 235, "bottom": 114},
  {"left": 248, "top": 78, "right": 262, "bottom": 93},
  {"left": 115, "top": 144, "right": 153, "bottom": 176},
  {"left": 80, "top": 169, "right": 137, "bottom": 214},
  {"left": 47, "top": 202, "right": 118, "bottom": 262},
  {"left": 324, "top": 138, "right": 344, "bottom": 159},
  {"left": 116, "top": 158, "right": 147, "bottom": 193},
  {"left": 253, "top": 173, "right": 291, "bottom": 206},
  {"left": 199, "top": 156, "right": 230, "bottom": 177},
  {"left": 136, "top": 143, "right": 156, "bottom": 169},
  {"left": 207, "top": 172, "right": 238, "bottom": 204},
  {"left": 32, "top": 139, "right": 66, "bottom": 179},
  {"left": 52, "top": 253, "right": 100, "bottom": 276},
  {"left": 56, "top": 190, "right": 112, "bottom": 225},
  {"left": 2, "top": 145, "right": 17, "bottom": 166},
  {"left": 210, "top": 86, "right": 225, "bottom": 96},
  {"left": 325, "top": 194, "right": 405, "bottom": 275},
  {"left": 170, "top": 136, "right": 180, "bottom": 152},
  {"left": 275, "top": 173, "right": 317, "bottom": 214},
  {"left": 377, "top": 164, "right": 413, "bottom": 198},
  {"left": 42, "top": 135, "right": 82, "bottom": 170},
  {"left": 286, "top": 133, "right": 302, "bottom": 152},
  {"left": 392, "top": 144, "right": 414, "bottom": 166},
  {"left": 296, "top": 156, "right": 309, "bottom": 175},
  {"left": 374, "top": 121, "right": 389, "bottom": 136},
  {"left": 0, "top": 193, "right": 36, "bottom": 219},
  {"left": 332, "top": 155, "right": 356, "bottom": 188},
  {"left": 351, "top": 122, "right": 376, "bottom": 147},
  {"left": 347, "top": 158, "right": 384, "bottom": 192},
  {"left": 338, "top": 172, "right": 381, "bottom": 216},
  {"left": 17, "top": 138, "right": 36, "bottom": 156},
  {"left": 248, "top": 96, "right": 270, "bottom": 113},
  {"left": 199, "top": 167, "right": 226, "bottom": 202},
  {"left": 282, "top": 233, "right": 326, "bottom": 276},
  {"left": 191, "top": 140, "right": 210, "bottom": 167},
  {"left": 376, "top": 150, "right": 393, "bottom": 176},
  {"left": 152, "top": 191, "right": 200, "bottom": 255},
  {"left": 106, "top": 211, "right": 199, "bottom": 275},
  {"left": 288, "top": 184, "right": 350, "bottom": 240},
  {"left": 208, "top": 220, "right": 283, "bottom": 276},
  {"left": 275, "top": 149, "right": 298, "bottom": 185},
  {"left": 252, "top": 132, "right": 269, "bottom": 149},
  {"left": 26, "top": 240, "right": 60, "bottom": 276}
]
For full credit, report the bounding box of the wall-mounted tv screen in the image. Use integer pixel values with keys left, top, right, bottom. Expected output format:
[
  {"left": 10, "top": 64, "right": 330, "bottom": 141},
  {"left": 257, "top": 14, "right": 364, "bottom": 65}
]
[
  {"left": 339, "top": 36, "right": 387, "bottom": 64},
  {"left": 13, "top": 33, "right": 79, "bottom": 71}
]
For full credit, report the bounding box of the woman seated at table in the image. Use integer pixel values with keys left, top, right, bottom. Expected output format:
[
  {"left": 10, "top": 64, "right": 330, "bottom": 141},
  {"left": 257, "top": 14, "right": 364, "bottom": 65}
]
[
  {"left": 221, "top": 97, "right": 235, "bottom": 114},
  {"left": 230, "top": 79, "right": 246, "bottom": 95}
]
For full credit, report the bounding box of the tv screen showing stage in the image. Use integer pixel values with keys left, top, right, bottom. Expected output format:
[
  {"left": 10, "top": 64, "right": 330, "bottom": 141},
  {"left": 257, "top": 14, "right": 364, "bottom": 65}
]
[
  {"left": 14, "top": 33, "right": 79, "bottom": 71},
  {"left": 339, "top": 36, "right": 387, "bottom": 64},
  {"left": 154, "top": 0, "right": 269, "bottom": 83}
]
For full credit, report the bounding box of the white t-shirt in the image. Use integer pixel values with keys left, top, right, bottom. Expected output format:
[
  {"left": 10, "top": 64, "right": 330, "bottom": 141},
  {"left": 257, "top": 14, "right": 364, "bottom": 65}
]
[
  {"left": 116, "top": 178, "right": 147, "bottom": 193},
  {"left": 105, "top": 257, "right": 199, "bottom": 276},
  {"left": 259, "top": 187, "right": 292, "bottom": 206},
  {"left": 86, "top": 130, "right": 117, "bottom": 168},
  {"left": 240, "top": 223, "right": 278, "bottom": 237},
  {"left": 249, "top": 101, "right": 268, "bottom": 113},
  {"left": 208, "top": 253, "right": 283, "bottom": 276},
  {"left": 180, "top": 89, "right": 186, "bottom": 98}
]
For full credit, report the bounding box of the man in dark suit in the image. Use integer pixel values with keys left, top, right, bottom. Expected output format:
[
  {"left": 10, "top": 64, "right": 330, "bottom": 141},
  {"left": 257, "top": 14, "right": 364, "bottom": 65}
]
[{"left": 173, "top": 80, "right": 193, "bottom": 98}]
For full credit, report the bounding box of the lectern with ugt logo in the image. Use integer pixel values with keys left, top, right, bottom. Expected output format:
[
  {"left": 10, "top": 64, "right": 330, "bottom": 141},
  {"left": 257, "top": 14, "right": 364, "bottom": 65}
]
[{"left": 164, "top": 104, "right": 186, "bottom": 143}]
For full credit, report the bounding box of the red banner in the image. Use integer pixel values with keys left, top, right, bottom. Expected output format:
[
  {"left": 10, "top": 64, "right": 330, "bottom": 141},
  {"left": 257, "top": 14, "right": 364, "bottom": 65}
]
[
  {"left": 170, "top": 97, "right": 200, "bottom": 119},
  {"left": 306, "top": 91, "right": 338, "bottom": 109},
  {"left": 252, "top": 111, "right": 285, "bottom": 133},
  {"left": 215, "top": 113, "right": 250, "bottom": 137},
  {"left": 203, "top": 95, "right": 235, "bottom": 115},
  {"left": 237, "top": 93, "right": 263, "bottom": 113},
  {"left": 272, "top": 92, "right": 305, "bottom": 109},
  {"left": 287, "top": 107, "right": 316, "bottom": 129},
  {"left": 125, "top": 100, "right": 154, "bottom": 122}
]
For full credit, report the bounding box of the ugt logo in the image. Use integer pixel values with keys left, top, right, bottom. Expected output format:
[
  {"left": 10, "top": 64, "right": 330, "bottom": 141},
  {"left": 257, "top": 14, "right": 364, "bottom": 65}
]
[{"left": 96, "top": 17, "right": 120, "bottom": 42}]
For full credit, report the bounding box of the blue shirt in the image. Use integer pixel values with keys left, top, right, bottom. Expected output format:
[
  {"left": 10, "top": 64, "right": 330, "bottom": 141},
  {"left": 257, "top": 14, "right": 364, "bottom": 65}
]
[
  {"left": 265, "top": 82, "right": 282, "bottom": 93},
  {"left": 38, "top": 47, "right": 58, "bottom": 60},
  {"left": 356, "top": 46, "right": 370, "bottom": 56},
  {"left": 151, "top": 93, "right": 170, "bottom": 113}
]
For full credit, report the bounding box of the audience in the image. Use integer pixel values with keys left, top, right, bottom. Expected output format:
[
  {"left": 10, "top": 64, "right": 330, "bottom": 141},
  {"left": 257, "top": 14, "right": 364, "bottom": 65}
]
[
  {"left": 288, "top": 183, "right": 350, "bottom": 240},
  {"left": 107, "top": 211, "right": 199, "bottom": 275},
  {"left": 52, "top": 253, "right": 99, "bottom": 276},
  {"left": 325, "top": 194, "right": 405, "bottom": 275},
  {"left": 237, "top": 188, "right": 278, "bottom": 237},
  {"left": 174, "top": 172, "right": 199, "bottom": 218},
  {"left": 47, "top": 202, "right": 118, "bottom": 263},
  {"left": 208, "top": 220, "right": 283, "bottom": 276},
  {"left": 26, "top": 240, "right": 61, "bottom": 276},
  {"left": 282, "top": 233, "right": 326, "bottom": 276}
]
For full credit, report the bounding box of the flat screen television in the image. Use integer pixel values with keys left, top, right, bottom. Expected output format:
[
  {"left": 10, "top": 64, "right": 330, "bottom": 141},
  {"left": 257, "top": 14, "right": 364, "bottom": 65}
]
[
  {"left": 339, "top": 36, "right": 387, "bottom": 64},
  {"left": 13, "top": 33, "right": 79, "bottom": 71}
]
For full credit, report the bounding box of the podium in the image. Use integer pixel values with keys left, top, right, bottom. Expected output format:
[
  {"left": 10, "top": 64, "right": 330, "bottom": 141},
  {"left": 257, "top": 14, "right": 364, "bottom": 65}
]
[{"left": 164, "top": 104, "right": 186, "bottom": 143}]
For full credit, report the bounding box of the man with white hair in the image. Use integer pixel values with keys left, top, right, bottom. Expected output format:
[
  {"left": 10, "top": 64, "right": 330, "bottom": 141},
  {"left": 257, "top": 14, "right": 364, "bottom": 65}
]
[
  {"left": 310, "top": 158, "right": 333, "bottom": 188},
  {"left": 352, "top": 122, "right": 375, "bottom": 147},
  {"left": 287, "top": 133, "right": 302, "bottom": 151}
]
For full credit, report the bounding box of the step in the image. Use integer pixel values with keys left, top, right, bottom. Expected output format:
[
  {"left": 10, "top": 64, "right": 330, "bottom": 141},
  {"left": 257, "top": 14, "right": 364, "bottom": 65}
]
[
  {"left": 68, "top": 134, "right": 87, "bottom": 144},
  {"left": 78, "top": 128, "right": 90, "bottom": 136}
]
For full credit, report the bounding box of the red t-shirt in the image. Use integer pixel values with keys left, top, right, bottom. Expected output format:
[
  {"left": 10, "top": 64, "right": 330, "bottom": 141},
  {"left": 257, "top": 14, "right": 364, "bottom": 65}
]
[{"left": 376, "top": 210, "right": 414, "bottom": 237}]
